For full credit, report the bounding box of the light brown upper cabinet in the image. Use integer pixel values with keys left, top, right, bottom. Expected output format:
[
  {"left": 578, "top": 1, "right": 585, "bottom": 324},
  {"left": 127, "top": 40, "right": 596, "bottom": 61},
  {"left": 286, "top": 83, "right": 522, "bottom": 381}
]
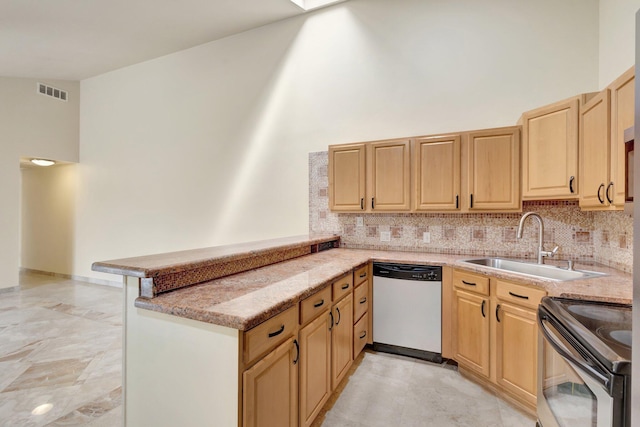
[
  {"left": 367, "top": 139, "right": 411, "bottom": 211},
  {"left": 328, "top": 139, "right": 411, "bottom": 212},
  {"left": 328, "top": 143, "right": 366, "bottom": 211},
  {"left": 329, "top": 129, "right": 520, "bottom": 213},
  {"left": 521, "top": 97, "right": 579, "bottom": 199},
  {"left": 579, "top": 67, "right": 634, "bottom": 211},
  {"left": 579, "top": 90, "right": 612, "bottom": 210},
  {"left": 413, "top": 134, "right": 461, "bottom": 211},
  {"left": 466, "top": 127, "right": 521, "bottom": 212},
  {"left": 609, "top": 67, "right": 635, "bottom": 207}
]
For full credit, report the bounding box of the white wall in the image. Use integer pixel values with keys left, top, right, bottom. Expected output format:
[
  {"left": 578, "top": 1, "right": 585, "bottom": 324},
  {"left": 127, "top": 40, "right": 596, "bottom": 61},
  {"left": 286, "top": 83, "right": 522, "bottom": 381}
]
[
  {"left": 76, "top": 0, "right": 601, "bottom": 281},
  {"left": 20, "top": 164, "right": 77, "bottom": 275},
  {"left": 0, "top": 77, "right": 79, "bottom": 289},
  {"left": 599, "top": 0, "right": 640, "bottom": 87}
]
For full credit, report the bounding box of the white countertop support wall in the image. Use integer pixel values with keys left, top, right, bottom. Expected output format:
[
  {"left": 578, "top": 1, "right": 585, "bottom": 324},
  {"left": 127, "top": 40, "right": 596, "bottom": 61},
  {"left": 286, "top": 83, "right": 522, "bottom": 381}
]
[{"left": 124, "top": 276, "right": 239, "bottom": 426}]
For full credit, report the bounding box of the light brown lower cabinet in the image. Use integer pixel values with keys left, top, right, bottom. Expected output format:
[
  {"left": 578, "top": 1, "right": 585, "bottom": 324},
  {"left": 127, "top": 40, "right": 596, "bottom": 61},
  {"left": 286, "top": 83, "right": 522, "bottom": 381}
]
[
  {"left": 243, "top": 337, "right": 299, "bottom": 427},
  {"left": 299, "top": 311, "right": 331, "bottom": 427},
  {"left": 243, "top": 265, "right": 367, "bottom": 427},
  {"left": 495, "top": 302, "right": 538, "bottom": 406},
  {"left": 452, "top": 269, "right": 546, "bottom": 414},
  {"left": 453, "top": 289, "right": 490, "bottom": 378},
  {"left": 331, "top": 292, "right": 354, "bottom": 389},
  {"left": 353, "top": 312, "right": 369, "bottom": 358}
]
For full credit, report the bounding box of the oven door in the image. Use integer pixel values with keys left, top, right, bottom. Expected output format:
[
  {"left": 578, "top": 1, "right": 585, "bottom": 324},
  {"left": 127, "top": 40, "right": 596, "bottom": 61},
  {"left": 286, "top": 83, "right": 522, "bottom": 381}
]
[{"left": 537, "top": 311, "right": 615, "bottom": 427}]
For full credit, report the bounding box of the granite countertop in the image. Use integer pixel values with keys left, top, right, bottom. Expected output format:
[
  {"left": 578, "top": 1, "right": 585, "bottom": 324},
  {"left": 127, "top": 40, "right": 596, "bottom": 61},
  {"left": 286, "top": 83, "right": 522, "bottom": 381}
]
[
  {"left": 92, "top": 234, "right": 339, "bottom": 277},
  {"left": 132, "top": 247, "right": 632, "bottom": 331}
]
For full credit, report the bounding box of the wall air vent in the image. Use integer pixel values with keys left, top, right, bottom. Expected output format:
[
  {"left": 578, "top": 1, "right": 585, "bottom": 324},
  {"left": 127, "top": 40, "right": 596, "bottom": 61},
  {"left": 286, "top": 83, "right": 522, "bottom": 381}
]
[{"left": 37, "top": 83, "right": 68, "bottom": 101}]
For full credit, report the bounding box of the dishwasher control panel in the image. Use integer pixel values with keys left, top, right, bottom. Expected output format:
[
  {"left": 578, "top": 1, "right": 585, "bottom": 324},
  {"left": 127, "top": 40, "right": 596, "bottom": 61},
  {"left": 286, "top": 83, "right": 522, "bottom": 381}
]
[{"left": 373, "top": 263, "right": 442, "bottom": 281}]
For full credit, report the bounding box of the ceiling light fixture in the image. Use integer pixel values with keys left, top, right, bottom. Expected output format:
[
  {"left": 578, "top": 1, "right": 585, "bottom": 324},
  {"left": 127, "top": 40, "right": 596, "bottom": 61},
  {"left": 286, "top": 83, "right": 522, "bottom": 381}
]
[
  {"left": 31, "top": 159, "right": 55, "bottom": 167},
  {"left": 31, "top": 403, "right": 53, "bottom": 415}
]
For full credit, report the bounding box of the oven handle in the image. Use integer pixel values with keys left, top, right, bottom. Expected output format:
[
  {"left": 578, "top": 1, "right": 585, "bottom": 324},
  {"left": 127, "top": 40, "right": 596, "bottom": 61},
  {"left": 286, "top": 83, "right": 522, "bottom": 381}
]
[{"left": 538, "top": 315, "right": 610, "bottom": 388}]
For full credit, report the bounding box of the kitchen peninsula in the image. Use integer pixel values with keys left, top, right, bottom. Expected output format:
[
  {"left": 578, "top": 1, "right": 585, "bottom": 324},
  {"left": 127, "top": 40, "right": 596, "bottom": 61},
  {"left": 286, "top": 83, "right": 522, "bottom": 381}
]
[{"left": 93, "top": 234, "right": 632, "bottom": 427}]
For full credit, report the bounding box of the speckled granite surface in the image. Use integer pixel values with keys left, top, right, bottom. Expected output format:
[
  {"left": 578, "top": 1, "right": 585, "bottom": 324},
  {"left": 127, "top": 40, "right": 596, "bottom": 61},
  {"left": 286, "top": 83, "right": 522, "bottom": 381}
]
[
  {"left": 91, "top": 234, "right": 340, "bottom": 277},
  {"left": 92, "top": 234, "right": 340, "bottom": 298},
  {"left": 132, "top": 247, "right": 632, "bottom": 331}
]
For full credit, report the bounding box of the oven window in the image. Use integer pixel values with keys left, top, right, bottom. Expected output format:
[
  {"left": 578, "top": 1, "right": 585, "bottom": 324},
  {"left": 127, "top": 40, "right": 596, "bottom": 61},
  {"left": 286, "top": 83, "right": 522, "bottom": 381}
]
[{"left": 543, "top": 339, "right": 598, "bottom": 426}]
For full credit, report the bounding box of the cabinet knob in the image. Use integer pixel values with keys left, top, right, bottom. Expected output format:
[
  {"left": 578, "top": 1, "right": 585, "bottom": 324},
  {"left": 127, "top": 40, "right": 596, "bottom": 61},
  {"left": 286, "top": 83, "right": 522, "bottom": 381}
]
[
  {"left": 268, "top": 324, "right": 285, "bottom": 338},
  {"left": 569, "top": 176, "right": 575, "bottom": 193},
  {"left": 606, "top": 182, "right": 614, "bottom": 204},
  {"left": 293, "top": 339, "right": 299, "bottom": 365},
  {"left": 508, "top": 291, "right": 529, "bottom": 300},
  {"left": 597, "top": 183, "right": 605, "bottom": 204}
]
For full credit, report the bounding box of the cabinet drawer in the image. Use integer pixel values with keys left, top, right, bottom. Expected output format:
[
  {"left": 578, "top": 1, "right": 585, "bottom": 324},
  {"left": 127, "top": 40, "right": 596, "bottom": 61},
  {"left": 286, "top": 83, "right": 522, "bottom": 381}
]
[
  {"left": 496, "top": 280, "right": 546, "bottom": 309},
  {"left": 332, "top": 273, "right": 353, "bottom": 301},
  {"left": 300, "top": 286, "right": 331, "bottom": 325},
  {"left": 353, "top": 312, "right": 369, "bottom": 358},
  {"left": 453, "top": 270, "right": 490, "bottom": 296},
  {"left": 354, "top": 264, "right": 369, "bottom": 286},
  {"left": 243, "top": 305, "right": 298, "bottom": 365},
  {"left": 353, "top": 281, "right": 368, "bottom": 323}
]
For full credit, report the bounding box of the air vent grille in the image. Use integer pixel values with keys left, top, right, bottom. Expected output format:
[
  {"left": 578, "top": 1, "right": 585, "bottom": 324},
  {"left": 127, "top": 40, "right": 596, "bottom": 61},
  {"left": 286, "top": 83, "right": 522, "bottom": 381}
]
[{"left": 37, "top": 83, "right": 68, "bottom": 101}]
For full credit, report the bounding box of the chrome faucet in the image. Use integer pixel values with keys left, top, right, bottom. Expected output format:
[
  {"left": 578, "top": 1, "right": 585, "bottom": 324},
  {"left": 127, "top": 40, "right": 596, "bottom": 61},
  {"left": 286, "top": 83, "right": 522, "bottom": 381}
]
[{"left": 516, "top": 212, "right": 558, "bottom": 264}]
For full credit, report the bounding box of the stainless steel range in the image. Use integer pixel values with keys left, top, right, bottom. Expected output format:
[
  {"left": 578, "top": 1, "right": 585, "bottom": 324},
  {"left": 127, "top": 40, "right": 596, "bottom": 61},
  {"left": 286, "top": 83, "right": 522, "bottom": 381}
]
[{"left": 537, "top": 297, "right": 632, "bottom": 427}]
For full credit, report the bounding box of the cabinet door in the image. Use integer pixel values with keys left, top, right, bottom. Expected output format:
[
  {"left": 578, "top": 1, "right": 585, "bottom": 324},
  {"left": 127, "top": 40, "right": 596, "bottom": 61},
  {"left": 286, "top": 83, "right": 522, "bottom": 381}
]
[
  {"left": 353, "top": 281, "right": 368, "bottom": 323},
  {"left": 331, "top": 293, "right": 353, "bottom": 389},
  {"left": 329, "top": 144, "right": 366, "bottom": 211},
  {"left": 299, "top": 313, "right": 331, "bottom": 427},
  {"left": 453, "top": 290, "right": 489, "bottom": 377},
  {"left": 353, "top": 312, "right": 369, "bottom": 359},
  {"left": 579, "top": 90, "right": 611, "bottom": 209},
  {"left": 467, "top": 127, "right": 520, "bottom": 211},
  {"left": 368, "top": 139, "right": 411, "bottom": 211},
  {"left": 521, "top": 98, "right": 579, "bottom": 199},
  {"left": 495, "top": 302, "right": 538, "bottom": 406},
  {"left": 243, "top": 337, "right": 298, "bottom": 427},
  {"left": 609, "top": 67, "right": 634, "bottom": 207},
  {"left": 413, "top": 135, "right": 461, "bottom": 211}
]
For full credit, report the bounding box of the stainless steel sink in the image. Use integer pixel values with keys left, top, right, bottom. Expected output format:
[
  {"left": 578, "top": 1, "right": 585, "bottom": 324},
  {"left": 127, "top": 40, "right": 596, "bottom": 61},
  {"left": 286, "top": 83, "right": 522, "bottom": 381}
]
[{"left": 461, "top": 258, "right": 607, "bottom": 282}]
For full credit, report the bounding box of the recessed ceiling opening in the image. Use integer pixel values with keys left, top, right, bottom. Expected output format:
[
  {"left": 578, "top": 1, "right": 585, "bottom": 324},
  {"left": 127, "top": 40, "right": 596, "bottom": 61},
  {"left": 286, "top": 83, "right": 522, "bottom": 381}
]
[{"left": 289, "top": 0, "right": 346, "bottom": 11}]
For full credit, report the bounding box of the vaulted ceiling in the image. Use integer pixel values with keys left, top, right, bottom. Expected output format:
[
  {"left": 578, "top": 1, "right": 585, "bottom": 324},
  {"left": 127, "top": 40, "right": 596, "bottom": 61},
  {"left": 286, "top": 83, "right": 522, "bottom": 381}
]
[{"left": 0, "top": 0, "right": 317, "bottom": 81}]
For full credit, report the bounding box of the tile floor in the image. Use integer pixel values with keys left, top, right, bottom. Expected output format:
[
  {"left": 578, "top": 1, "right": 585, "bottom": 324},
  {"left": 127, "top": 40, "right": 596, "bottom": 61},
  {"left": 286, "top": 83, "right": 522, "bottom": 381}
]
[
  {"left": 0, "top": 272, "right": 123, "bottom": 426},
  {"left": 1, "top": 273, "right": 537, "bottom": 427},
  {"left": 315, "top": 351, "right": 537, "bottom": 427}
]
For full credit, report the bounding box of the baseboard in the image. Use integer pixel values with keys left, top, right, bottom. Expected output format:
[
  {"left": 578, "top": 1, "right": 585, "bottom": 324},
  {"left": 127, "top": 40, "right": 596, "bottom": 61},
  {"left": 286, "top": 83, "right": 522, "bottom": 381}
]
[{"left": 20, "top": 268, "right": 123, "bottom": 288}]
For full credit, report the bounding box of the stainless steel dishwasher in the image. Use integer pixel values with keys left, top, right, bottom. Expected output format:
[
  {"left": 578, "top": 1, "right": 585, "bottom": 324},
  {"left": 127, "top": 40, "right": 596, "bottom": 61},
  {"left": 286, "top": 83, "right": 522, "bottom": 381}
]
[{"left": 373, "top": 262, "right": 442, "bottom": 363}]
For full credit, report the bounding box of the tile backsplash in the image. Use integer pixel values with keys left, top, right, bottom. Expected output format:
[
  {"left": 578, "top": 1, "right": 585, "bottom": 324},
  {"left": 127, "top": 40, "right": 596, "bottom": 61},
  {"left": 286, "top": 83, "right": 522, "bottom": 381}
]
[{"left": 309, "top": 152, "right": 633, "bottom": 273}]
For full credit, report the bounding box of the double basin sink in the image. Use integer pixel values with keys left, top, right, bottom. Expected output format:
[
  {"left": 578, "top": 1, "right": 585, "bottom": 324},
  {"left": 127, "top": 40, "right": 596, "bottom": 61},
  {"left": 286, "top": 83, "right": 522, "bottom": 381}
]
[{"left": 461, "top": 258, "right": 606, "bottom": 282}]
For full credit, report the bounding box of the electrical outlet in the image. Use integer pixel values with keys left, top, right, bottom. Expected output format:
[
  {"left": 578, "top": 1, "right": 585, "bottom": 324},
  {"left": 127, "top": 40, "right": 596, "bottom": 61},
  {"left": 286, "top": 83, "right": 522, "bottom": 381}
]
[
  {"left": 380, "top": 231, "right": 391, "bottom": 242},
  {"left": 423, "top": 232, "right": 431, "bottom": 243},
  {"left": 356, "top": 217, "right": 364, "bottom": 227}
]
